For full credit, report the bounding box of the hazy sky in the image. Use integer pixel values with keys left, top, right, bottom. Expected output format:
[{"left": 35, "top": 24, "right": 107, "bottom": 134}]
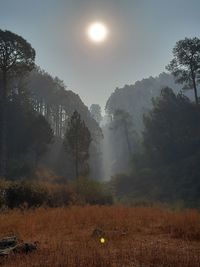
[{"left": 1, "top": 0, "right": 200, "bottom": 110}]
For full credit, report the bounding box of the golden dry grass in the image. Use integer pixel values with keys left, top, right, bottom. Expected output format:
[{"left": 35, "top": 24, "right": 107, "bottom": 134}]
[{"left": 0, "top": 206, "right": 200, "bottom": 267}]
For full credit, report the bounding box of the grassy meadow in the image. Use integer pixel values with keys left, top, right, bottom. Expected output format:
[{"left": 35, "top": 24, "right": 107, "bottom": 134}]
[{"left": 0, "top": 206, "right": 200, "bottom": 267}]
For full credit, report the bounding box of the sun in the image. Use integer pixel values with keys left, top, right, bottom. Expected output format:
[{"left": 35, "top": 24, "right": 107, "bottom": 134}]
[{"left": 87, "top": 22, "right": 108, "bottom": 43}]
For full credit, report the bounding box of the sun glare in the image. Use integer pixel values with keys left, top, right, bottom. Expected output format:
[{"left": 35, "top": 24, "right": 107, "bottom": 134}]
[{"left": 87, "top": 22, "right": 108, "bottom": 43}]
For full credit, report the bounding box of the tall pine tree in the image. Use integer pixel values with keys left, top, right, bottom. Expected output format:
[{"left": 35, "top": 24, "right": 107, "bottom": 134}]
[{"left": 63, "top": 111, "right": 92, "bottom": 180}]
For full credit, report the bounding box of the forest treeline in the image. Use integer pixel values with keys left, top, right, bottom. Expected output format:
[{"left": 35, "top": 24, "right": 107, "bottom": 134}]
[
  {"left": 106, "top": 37, "right": 200, "bottom": 208},
  {"left": 110, "top": 87, "right": 200, "bottom": 207},
  {"left": 0, "top": 29, "right": 200, "bottom": 208},
  {"left": 0, "top": 29, "right": 110, "bottom": 207},
  {"left": 0, "top": 30, "right": 103, "bottom": 180}
]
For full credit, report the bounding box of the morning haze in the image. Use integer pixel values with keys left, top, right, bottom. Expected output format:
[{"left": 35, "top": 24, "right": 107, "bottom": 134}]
[
  {"left": 1, "top": 0, "right": 200, "bottom": 109},
  {"left": 1, "top": 1, "right": 200, "bottom": 265}
]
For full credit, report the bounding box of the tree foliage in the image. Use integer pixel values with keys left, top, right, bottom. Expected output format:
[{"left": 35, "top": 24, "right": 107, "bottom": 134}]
[
  {"left": 105, "top": 73, "right": 181, "bottom": 132},
  {"left": 103, "top": 109, "right": 139, "bottom": 177},
  {"left": 4, "top": 180, "right": 74, "bottom": 208},
  {"left": 0, "top": 30, "right": 35, "bottom": 74},
  {"left": 24, "top": 68, "right": 103, "bottom": 180},
  {"left": 0, "top": 29, "right": 35, "bottom": 176},
  {"left": 166, "top": 37, "right": 200, "bottom": 104},
  {"left": 141, "top": 87, "right": 200, "bottom": 206},
  {"left": 6, "top": 92, "right": 53, "bottom": 179},
  {"left": 64, "top": 111, "right": 92, "bottom": 179},
  {"left": 75, "top": 176, "right": 113, "bottom": 205},
  {"left": 112, "top": 87, "right": 200, "bottom": 207},
  {"left": 143, "top": 87, "right": 200, "bottom": 166}
]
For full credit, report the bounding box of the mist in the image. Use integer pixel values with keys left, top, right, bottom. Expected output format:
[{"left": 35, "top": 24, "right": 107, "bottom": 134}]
[{"left": 1, "top": 1, "right": 200, "bottom": 266}]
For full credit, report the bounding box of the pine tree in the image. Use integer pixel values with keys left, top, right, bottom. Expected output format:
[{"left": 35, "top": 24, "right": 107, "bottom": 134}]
[
  {"left": 166, "top": 37, "right": 200, "bottom": 105},
  {"left": 0, "top": 30, "right": 35, "bottom": 176},
  {"left": 63, "top": 111, "right": 92, "bottom": 180}
]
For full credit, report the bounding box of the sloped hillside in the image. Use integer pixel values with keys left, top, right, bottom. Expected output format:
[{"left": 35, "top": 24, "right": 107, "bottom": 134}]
[{"left": 105, "top": 73, "right": 183, "bottom": 131}]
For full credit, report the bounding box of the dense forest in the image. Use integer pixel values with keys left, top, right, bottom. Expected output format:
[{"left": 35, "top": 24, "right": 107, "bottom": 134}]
[
  {"left": 0, "top": 31, "right": 103, "bottom": 181},
  {"left": 0, "top": 30, "right": 200, "bottom": 208},
  {"left": 104, "top": 37, "right": 200, "bottom": 207},
  {"left": 102, "top": 73, "right": 182, "bottom": 178}
]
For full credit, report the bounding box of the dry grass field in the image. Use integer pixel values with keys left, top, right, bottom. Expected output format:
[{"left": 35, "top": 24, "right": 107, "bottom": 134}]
[{"left": 0, "top": 206, "right": 200, "bottom": 267}]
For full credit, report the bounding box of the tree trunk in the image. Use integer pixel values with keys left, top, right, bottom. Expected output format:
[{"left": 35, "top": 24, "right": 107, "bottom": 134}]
[
  {"left": 0, "top": 70, "right": 8, "bottom": 177},
  {"left": 75, "top": 136, "right": 79, "bottom": 180},
  {"left": 191, "top": 69, "right": 198, "bottom": 105},
  {"left": 123, "top": 121, "right": 132, "bottom": 157},
  {"left": 55, "top": 105, "right": 59, "bottom": 136}
]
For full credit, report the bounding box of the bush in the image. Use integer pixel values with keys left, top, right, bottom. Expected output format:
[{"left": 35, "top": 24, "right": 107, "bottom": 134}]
[
  {"left": 75, "top": 177, "right": 113, "bottom": 205},
  {"left": 0, "top": 180, "right": 9, "bottom": 208},
  {"left": 2, "top": 178, "right": 112, "bottom": 208},
  {"left": 6, "top": 181, "right": 48, "bottom": 208},
  {"left": 45, "top": 183, "right": 76, "bottom": 207},
  {"left": 4, "top": 180, "right": 76, "bottom": 208}
]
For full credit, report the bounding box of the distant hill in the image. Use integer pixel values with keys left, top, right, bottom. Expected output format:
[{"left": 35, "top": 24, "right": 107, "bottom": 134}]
[{"left": 105, "top": 73, "right": 194, "bottom": 132}]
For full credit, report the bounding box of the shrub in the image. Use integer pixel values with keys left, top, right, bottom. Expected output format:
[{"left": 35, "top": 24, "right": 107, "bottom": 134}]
[
  {"left": 4, "top": 180, "right": 76, "bottom": 208},
  {"left": 0, "top": 180, "right": 9, "bottom": 208},
  {"left": 3, "top": 178, "right": 112, "bottom": 208},
  {"left": 75, "top": 177, "right": 113, "bottom": 205},
  {"left": 45, "top": 183, "right": 76, "bottom": 207},
  {"left": 6, "top": 181, "right": 48, "bottom": 208}
]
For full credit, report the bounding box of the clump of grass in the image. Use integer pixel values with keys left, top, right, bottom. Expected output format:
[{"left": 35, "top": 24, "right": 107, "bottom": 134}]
[{"left": 161, "top": 209, "right": 200, "bottom": 240}]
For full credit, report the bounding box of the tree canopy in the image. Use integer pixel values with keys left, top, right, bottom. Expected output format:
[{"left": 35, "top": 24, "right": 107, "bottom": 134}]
[
  {"left": 6, "top": 91, "right": 53, "bottom": 179},
  {"left": 112, "top": 87, "right": 200, "bottom": 207},
  {"left": 63, "top": 111, "right": 92, "bottom": 180},
  {"left": 0, "top": 29, "right": 35, "bottom": 176},
  {"left": 166, "top": 37, "right": 200, "bottom": 104},
  {"left": 143, "top": 87, "right": 200, "bottom": 166},
  {"left": 0, "top": 30, "right": 35, "bottom": 74}
]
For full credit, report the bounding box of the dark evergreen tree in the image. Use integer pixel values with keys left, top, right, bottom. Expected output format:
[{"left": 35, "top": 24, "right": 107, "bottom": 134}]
[
  {"left": 134, "top": 87, "right": 200, "bottom": 206},
  {"left": 111, "top": 87, "right": 200, "bottom": 207},
  {"left": 6, "top": 92, "right": 53, "bottom": 179},
  {"left": 0, "top": 30, "right": 35, "bottom": 176},
  {"left": 143, "top": 87, "right": 200, "bottom": 166},
  {"left": 63, "top": 111, "right": 92, "bottom": 180},
  {"left": 166, "top": 37, "right": 200, "bottom": 105}
]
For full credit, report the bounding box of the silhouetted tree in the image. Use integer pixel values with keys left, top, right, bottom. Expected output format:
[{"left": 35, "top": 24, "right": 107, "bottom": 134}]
[
  {"left": 111, "top": 87, "right": 200, "bottom": 206},
  {"left": 63, "top": 111, "right": 92, "bottom": 180},
  {"left": 134, "top": 87, "right": 200, "bottom": 205},
  {"left": 6, "top": 92, "right": 53, "bottom": 179},
  {"left": 0, "top": 30, "right": 35, "bottom": 176},
  {"left": 142, "top": 87, "right": 200, "bottom": 165},
  {"left": 166, "top": 37, "right": 200, "bottom": 104}
]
